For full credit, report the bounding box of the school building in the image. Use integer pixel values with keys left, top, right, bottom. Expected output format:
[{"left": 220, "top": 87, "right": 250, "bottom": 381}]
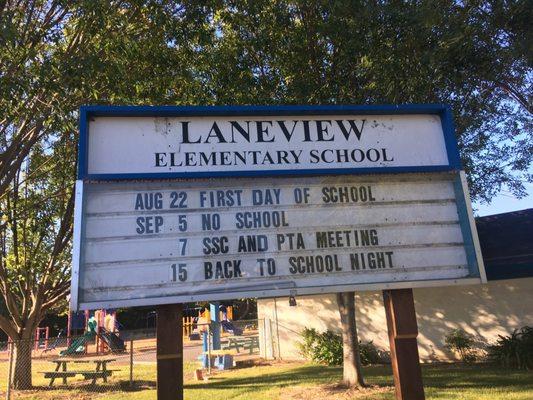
[{"left": 258, "top": 208, "right": 533, "bottom": 361}]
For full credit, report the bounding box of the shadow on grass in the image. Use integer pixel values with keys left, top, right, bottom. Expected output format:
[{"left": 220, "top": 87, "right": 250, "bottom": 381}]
[
  {"left": 21, "top": 379, "right": 156, "bottom": 393},
  {"left": 185, "top": 364, "right": 394, "bottom": 391},
  {"left": 421, "top": 364, "right": 533, "bottom": 391},
  {"left": 185, "top": 363, "right": 533, "bottom": 394},
  {"left": 17, "top": 363, "right": 533, "bottom": 397}
]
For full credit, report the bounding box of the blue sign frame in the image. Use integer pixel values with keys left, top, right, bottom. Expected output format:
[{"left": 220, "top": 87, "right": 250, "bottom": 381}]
[{"left": 77, "top": 104, "right": 461, "bottom": 180}]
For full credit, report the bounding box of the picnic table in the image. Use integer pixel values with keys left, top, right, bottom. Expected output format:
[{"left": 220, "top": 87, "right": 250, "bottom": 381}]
[
  {"left": 222, "top": 335, "right": 259, "bottom": 354},
  {"left": 41, "top": 358, "right": 118, "bottom": 386}
]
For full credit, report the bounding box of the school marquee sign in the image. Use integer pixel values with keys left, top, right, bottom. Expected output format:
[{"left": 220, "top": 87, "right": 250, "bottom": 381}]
[{"left": 71, "top": 105, "right": 486, "bottom": 310}]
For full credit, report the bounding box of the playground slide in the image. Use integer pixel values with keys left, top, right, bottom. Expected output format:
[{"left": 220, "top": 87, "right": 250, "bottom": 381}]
[
  {"left": 98, "top": 328, "right": 126, "bottom": 352},
  {"left": 221, "top": 320, "right": 243, "bottom": 335},
  {"left": 60, "top": 332, "right": 95, "bottom": 356}
]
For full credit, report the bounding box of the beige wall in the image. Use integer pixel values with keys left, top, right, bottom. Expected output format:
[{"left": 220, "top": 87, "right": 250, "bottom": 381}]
[{"left": 257, "top": 277, "right": 533, "bottom": 362}]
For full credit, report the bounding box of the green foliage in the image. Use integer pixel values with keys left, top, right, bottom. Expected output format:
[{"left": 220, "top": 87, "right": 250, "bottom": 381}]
[
  {"left": 187, "top": 0, "right": 532, "bottom": 203},
  {"left": 298, "top": 327, "right": 319, "bottom": 360},
  {"left": 299, "top": 328, "right": 343, "bottom": 366},
  {"left": 312, "top": 330, "right": 344, "bottom": 366},
  {"left": 0, "top": 1, "right": 531, "bottom": 384},
  {"left": 299, "top": 328, "right": 382, "bottom": 366},
  {"left": 444, "top": 329, "right": 477, "bottom": 363},
  {"left": 487, "top": 326, "right": 533, "bottom": 370},
  {"left": 358, "top": 340, "right": 383, "bottom": 366},
  {"left": 3, "top": 1, "right": 523, "bottom": 202}
]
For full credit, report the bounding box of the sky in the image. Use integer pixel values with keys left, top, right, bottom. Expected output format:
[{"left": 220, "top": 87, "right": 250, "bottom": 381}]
[{"left": 473, "top": 184, "right": 533, "bottom": 217}]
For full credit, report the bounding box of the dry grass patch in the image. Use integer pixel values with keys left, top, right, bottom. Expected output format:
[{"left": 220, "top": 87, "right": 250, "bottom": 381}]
[{"left": 281, "top": 383, "right": 394, "bottom": 400}]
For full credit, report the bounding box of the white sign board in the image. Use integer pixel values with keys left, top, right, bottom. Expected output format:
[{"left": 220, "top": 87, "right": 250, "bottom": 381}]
[
  {"left": 86, "top": 114, "right": 449, "bottom": 175},
  {"left": 72, "top": 105, "right": 485, "bottom": 310}
]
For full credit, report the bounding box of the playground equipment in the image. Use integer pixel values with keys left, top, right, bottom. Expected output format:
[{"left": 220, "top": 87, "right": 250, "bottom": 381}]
[
  {"left": 63, "top": 309, "right": 124, "bottom": 355},
  {"left": 60, "top": 331, "right": 95, "bottom": 356},
  {"left": 67, "top": 310, "right": 89, "bottom": 347},
  {"left": 41, "top": 329, "right": 65, "bottom": 354},
  {"left": 34, "top": 327, "right": 50, "bottom": 351},
  {"left": 98, "top": 327, "right": 126, "bottom": 352},
  {"left": 182, "top": 316, "right": 196, "bottom": 337},
  {"left": 219, "top": 304, "right": 243, "bottom": 335},
  {"left": 60, "top": 316, "right": 97, "bottom": 356},
  {"left": 182, "top": 305, "right": 234, "bottom": 339},
  {"left": 221, "top": 320, "right": 243, "bottom": 335}
]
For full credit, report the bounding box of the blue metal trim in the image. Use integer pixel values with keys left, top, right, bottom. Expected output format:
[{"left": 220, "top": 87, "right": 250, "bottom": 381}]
[
  {"left": 80, "top": 103, "right": 448, "bottom": 117},
  {"left": 77, "top": 104, "right": 462, "bottom": 180},
  {"left": 85, "top": 165, "right": 455, "bottom": 181},
  {"left": 453, "top": 175, "right": 480, "bottom": 277},
  {"left": 440, "top": 106, "right": 462, "bottom": 169},
  {"left": 78, "top": 108, "right": 88, "bottom": 179}
]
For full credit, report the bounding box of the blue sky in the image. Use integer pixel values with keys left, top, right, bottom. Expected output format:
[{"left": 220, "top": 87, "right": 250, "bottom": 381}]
[{"left": 473, "top": 184, "right": 533, "bottom": 217}]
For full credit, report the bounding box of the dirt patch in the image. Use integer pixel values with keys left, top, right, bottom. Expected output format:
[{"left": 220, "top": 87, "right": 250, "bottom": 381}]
[{"left": 281, "top": 383, "right": 394, "bottom": 400}]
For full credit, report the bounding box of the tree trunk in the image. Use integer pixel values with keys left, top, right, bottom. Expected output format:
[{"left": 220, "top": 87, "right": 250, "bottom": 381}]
[
  {"left": 336, "top": 291, "right": 365, "bottom": 387},
  {"left": 12, "top": 339, "right": 33, "bottom": 389}
]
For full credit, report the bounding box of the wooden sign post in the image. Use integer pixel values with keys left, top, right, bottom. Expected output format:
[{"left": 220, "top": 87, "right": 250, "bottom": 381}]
[
  {"left": 383, "top": 289, "right": 425, "bottom": 400},
  {"left": 156, "top": 304, "right": 183, "bottom": 400}
]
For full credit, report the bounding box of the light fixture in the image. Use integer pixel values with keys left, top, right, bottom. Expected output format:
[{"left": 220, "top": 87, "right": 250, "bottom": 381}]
[{"left": 289, "top": 295, "right": 297, "bottom": 307}]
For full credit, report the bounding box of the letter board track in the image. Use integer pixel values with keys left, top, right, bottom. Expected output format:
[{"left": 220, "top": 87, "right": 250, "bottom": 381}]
[{"left": 72, "top": 105, "right": 485, "bottom": 310}]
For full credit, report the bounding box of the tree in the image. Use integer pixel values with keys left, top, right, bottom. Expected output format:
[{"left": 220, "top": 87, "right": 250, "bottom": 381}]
[
  {"left": 182, "top": 0, "right": 531, "bottom": 202},
  {"left": 1, "top": 0, "right": 531, "bottom": 389},
  {"left": 182, "top": 0, "right": 531, "bottom": 386},
  {"left": 0, "top": 138, "right": 75, "bottom": 389},
  {"left": 0, "top": 0, "right": 210, "bottom": 198},
  {"left": 337, "top": 292, "right": 365, "bottom": 387},
  {"left": 0, "top": 0, "right": 210, "bottom": 388}
]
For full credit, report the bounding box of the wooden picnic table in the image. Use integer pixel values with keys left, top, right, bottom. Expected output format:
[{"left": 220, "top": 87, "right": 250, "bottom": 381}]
[
  {"left": 222, "top": 335, "right": 259, "bottom": 354},
  {"left": 42, "top": 357, "right": 118, "bottom": 386}
]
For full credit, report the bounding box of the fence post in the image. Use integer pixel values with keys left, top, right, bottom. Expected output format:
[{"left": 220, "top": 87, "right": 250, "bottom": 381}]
[
  {"left": 264, "top": 318, "right": 273, "bottom": 360},
  {"left": 6, "top": 341, "right": 14, "bottom": 400},
  {"left": 269, "top": 319, "right": 277, "bottom": 359},
  {"left": 129, "top": 339, "right": 133, "bottom": 387},
  {"left": 258, "top": 319, "right": 265, "bottom": 358}
]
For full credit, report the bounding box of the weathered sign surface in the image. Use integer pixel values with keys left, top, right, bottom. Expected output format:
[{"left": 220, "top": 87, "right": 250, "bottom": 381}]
[
  {"left": 72, "top": 105, "right": 485, "bottom": 310},
  {"left": 86, "top": 114, "right": 449, "bottom": 176}
]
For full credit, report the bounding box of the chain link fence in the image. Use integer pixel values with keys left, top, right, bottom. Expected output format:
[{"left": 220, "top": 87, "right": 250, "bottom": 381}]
[{"left": 0, "top": 319, "right": 267, "bottom": 399}]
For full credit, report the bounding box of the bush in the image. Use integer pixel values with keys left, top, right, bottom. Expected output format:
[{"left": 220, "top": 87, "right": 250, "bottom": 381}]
[
  {"left": 298, "top": 327, "right": 319, "bottom": 360},
  {"left": 444, "top": 329, "right": 477, "bottom": 363},
  {"left": 487, "top": 326, "right": 533, "bottom": 370},
  {"left": 298, "top": 328, "right": 383, "bottom": 366},
  {"left": 298, "top": 328, "right": 343, "bottom": 365},
  {"left": 359, "top": 341, "right": 383, "bottom": 365}
]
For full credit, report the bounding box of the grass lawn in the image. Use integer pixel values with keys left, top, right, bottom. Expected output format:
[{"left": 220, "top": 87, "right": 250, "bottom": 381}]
[{"left": 0, "top": 361, "right": 531, "bottom": 399}]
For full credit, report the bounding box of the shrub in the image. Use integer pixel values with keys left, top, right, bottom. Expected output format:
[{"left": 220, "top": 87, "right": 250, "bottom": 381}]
[
  {"left": 444, "top": 329, "right": 477, "bottom": 363},
  {"left": 298, "top": 328, "right": 343, "bottom": 365},
  {"left": 487, "top": 326, "right": 533, "bottom": 370},
  {"left": 298, "top": 327, "right": 319, "bottom": 360},
  {"left": 298, "top": 328, "right": 383, "bottom": 366},
  {"left": 359, "top": 341, "right": 383, "bottom": 365}
]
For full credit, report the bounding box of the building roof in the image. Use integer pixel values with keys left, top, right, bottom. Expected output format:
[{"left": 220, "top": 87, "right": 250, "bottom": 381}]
[{"left": 476, "top": 208, "right": 533, "bottom": 281}]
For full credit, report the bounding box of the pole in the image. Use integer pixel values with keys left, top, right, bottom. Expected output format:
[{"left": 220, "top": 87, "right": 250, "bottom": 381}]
[
  {"left": 67, "top": 312, "right": 71, "bottom": 347},
  {"left": 383, "top": 288, "right": 425, "bottom": 400},
  {"left": 129, "top": 339, "right": 134, "bottom": 387},
  {"left": 6, "top": 341, "right": 14, "bottom": 400},
  {"left": 209, "top": 302, "right": 220, "bottom": 350},
  {"left": 201, "top": 330, "right": 208, "bottom": 368},
  {"left": 156, "top": 304, "right": 183, "bottom": 400},
  {"left": 207, "top": 323, "right": 212, "bottom": 375}
]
